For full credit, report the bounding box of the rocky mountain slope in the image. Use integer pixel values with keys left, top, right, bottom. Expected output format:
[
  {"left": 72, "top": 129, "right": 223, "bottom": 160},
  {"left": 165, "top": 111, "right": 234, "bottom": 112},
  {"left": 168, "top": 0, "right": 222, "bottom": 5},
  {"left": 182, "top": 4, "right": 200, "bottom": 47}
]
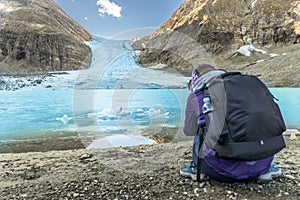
[
  {"left": 0, "top": 0, "right": 92, "bottom": 75},
  {"left": 133, "top": 0, "right": 300, "bottom": 87}
]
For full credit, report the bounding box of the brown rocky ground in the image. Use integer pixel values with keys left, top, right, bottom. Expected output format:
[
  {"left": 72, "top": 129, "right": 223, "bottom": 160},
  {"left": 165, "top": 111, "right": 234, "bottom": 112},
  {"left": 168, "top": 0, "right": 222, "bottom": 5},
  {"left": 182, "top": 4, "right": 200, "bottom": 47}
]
[{"left": 0, "top": 133, "right": 299, "bottom": 200}]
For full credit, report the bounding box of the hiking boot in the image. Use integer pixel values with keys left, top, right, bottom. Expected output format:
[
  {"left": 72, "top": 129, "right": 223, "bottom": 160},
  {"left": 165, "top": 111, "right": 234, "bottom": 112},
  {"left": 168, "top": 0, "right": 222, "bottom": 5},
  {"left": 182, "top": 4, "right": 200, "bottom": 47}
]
[
  {"left": 180, "top": 165, "right": 197, "bottom": 180},
  {"left": 180, "top": 165, "right": 205, "bottom": 181},
  {"left": 258, "top": 165, "right": 282, "bottom": 181}
]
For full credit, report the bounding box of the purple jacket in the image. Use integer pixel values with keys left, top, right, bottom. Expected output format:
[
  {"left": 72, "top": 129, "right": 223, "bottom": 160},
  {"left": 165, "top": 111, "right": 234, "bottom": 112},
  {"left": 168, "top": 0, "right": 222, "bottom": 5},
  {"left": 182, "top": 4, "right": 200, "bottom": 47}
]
[{"left": 183, "top": 89, "right": 273, "bottom": 180}]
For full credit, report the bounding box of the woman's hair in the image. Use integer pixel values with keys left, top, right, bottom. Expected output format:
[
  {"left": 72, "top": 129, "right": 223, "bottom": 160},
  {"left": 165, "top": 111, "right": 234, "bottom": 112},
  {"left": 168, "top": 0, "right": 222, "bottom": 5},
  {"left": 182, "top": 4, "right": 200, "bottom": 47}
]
[{"left": 194, "top": 63, "right": 215, "bottom": 77}]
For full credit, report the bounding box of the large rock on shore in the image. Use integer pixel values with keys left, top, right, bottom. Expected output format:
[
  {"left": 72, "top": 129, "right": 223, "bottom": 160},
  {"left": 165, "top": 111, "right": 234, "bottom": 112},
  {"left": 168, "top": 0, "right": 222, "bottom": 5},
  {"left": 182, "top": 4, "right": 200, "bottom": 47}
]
[
  {"left": 0, "top": 0, "right": 92, "bottom": 75},
  {"left": 133, "top": 0, "right": 300, "bottom": 87}
]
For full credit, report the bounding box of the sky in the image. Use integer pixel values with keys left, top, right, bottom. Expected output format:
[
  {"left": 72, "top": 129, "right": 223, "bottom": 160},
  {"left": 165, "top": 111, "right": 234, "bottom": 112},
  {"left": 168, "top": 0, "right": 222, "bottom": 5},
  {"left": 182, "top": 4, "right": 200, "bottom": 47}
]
[{"left": 54, "top": 0, "right": 184, "bottom": 39}]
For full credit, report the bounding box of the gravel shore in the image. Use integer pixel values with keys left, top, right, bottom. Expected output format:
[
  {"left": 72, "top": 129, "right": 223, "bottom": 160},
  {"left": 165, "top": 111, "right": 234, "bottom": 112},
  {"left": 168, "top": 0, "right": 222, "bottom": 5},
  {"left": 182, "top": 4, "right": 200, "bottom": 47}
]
[{"left": 0, "top": 135, "right": 299, "bottom": 200}]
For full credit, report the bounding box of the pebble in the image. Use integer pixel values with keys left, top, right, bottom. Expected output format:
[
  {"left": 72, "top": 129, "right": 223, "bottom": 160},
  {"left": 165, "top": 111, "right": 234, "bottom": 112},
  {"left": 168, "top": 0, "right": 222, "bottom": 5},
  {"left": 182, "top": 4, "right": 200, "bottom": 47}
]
[
  {"left": 194, "top": 188, "right": 201, "bottom": 194},
  {"left": 285, "top": 174, "right": 295, "bottom": 179},
  {"left": 227, "top": 190, "right": 233, "bottom": 195},
  {"left": 73, "top": 193, "right": 79, "bottom": 197},
  {"left": 20, "top": 194, "right": 28, "bottom": 197},
  {"left": 199, "top": 182, "right": 205, "bottom": 188},
  {"left": 79, "top": 154, "right": 93, "bottom": 160},
  {"left": 277, "top": 193, "right": 282, "bottom": 197}
]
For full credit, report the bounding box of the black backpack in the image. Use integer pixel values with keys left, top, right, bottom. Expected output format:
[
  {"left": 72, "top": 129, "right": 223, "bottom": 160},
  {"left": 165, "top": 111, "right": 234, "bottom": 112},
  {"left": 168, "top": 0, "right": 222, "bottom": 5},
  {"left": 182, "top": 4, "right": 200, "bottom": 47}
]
[{"left": 197, "top": 72, "right": 286, "bottom": 181}]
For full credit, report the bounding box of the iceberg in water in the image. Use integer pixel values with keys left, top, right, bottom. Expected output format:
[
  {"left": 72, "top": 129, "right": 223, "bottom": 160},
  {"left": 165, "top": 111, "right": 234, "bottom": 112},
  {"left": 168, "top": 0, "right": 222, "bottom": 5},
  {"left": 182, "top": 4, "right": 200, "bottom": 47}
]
[{"left": 56, "top": 114, "right": 73, "bottom": 125}]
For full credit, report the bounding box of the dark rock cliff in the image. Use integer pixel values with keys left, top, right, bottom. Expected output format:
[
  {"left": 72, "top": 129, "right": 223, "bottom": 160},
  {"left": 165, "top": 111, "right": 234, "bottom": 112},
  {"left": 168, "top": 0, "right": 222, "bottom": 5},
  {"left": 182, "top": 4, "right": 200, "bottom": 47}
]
[
  {"left": 0, "top": 0, "right": 92, "bottom": 75},
  {"left": 133, "top": 0, "right": 300, "bottom": 86}
]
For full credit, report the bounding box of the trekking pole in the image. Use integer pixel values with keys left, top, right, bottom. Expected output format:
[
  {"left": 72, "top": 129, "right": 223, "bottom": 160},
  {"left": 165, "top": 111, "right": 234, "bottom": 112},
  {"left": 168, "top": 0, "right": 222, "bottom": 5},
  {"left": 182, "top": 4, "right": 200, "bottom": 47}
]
[{"left": 197, "top": 132, "right": 204, "bottom": 182}]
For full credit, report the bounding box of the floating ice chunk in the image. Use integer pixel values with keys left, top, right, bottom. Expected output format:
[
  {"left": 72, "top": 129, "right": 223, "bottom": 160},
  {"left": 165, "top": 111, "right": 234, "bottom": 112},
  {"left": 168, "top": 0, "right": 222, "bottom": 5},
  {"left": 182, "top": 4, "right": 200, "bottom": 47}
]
[
  {"left": 136, "top": 108, "right": 144, "bottom": 113},
  {"left": 98, "top": 108, "right": 116, "bottom": 120},
  {"left": 115, "top": 107, "right": 131, "bottom": 117},
  {"left": 56, "top": 114, "right": 73, "bottom": 125},
  {"left": 148, "top": 107, "right": 169, "bottom": 118},
  {"left": 87, "top": 112, "right": 97, "bottom": 118},
  {"left": 131, "top": 111, "right": 148, "bottom": 120}
]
